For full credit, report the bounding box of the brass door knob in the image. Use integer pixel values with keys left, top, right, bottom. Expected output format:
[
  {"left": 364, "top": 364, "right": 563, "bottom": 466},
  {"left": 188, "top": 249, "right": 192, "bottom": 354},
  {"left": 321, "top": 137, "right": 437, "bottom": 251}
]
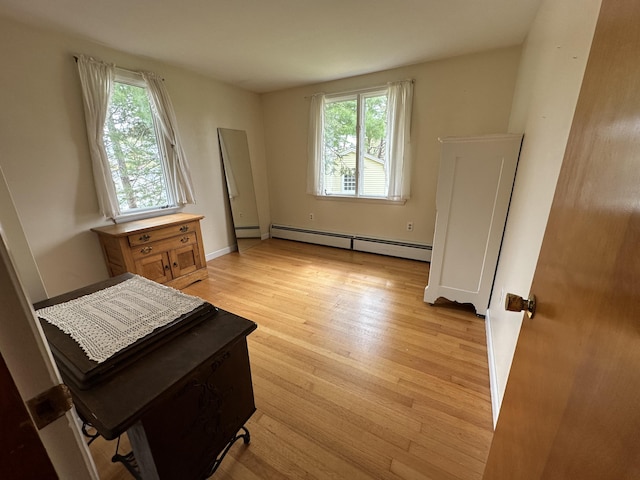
[{"left": 505, "top": 293, "right": 536, "bottom": 318}]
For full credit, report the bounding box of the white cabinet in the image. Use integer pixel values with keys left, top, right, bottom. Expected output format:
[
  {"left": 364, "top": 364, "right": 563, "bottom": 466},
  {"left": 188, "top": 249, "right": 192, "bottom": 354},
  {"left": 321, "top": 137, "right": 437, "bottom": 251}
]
[{"left": 424, "top": 134, "right": 522, "bottom": 316}]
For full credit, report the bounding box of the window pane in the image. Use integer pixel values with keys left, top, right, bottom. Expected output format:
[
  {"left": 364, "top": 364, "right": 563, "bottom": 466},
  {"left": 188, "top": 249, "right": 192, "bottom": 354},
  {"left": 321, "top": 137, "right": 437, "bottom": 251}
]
[
  {"left": 342, "top": 173, "right": 356, "bottom": 192},
  {"left": 361, "top": 94, "right": 388, "bottom": 197},
  {"left": 103, "top": 82, "right": 168, "bottom": 212},
  {"left": 323, "top": 98, "right": 357, "bottom": 195}
]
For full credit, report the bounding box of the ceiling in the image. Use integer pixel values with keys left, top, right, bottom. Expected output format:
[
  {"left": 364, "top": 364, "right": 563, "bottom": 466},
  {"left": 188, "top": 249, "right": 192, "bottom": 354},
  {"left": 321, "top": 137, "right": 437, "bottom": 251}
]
[{"left": 0, "top": 0, "right": 542, "bottom": 93}]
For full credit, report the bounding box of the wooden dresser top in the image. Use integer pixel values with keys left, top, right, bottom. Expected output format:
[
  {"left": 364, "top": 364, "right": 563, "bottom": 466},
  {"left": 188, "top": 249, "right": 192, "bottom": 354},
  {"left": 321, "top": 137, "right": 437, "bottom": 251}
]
[{"left": 91, "top": 213, "right": 204, "bottom": 237}]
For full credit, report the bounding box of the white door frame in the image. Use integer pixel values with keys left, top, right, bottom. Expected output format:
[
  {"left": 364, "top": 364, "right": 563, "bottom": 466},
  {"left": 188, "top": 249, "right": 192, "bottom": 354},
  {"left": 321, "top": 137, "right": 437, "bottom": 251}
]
[{"left": 0, "top": 168, "right": 97, "bottom": 479}]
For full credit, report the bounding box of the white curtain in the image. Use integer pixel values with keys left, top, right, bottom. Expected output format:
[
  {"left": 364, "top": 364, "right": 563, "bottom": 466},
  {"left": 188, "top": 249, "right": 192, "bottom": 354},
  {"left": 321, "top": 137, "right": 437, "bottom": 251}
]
[
  {"left": 307, "top": 93, "right": 325, "bottom": 195},
  {"left": 141, "top": 72, "right": 196, "bottom": 206},
  {"left": 386, "top": 80, "right": 414, "bottom": 200},
  {"left": 76, "top": 55, "right": 120, "bottom": 218}
]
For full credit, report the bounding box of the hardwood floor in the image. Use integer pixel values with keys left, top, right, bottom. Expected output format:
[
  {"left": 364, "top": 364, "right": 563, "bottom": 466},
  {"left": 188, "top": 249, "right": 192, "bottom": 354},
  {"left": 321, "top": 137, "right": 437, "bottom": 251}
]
[{"left": 90, "top": 239, "right": 493, "bottom": 479}]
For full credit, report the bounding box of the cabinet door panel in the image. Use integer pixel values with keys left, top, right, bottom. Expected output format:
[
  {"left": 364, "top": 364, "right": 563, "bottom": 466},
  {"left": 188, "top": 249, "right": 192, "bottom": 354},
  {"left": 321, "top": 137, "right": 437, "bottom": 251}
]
[
  {"left": 170, "top": 244, "right": 202, "bottom": 278},
  {"left": 135, "top": 252, "right": 172, "bottom": 284}
]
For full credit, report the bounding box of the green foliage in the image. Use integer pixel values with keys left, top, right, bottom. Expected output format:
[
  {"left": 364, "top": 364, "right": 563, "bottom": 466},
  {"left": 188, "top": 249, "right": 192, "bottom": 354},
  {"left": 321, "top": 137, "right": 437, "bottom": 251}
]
[
  {"left": 323, "top": 93, "right": 387, "bottom": 177},
  {"left": 103, "top": 82, "right": 168, "bottom": 211},
  {"left": 363, "top": 95, "right": 387, "bottom": 160}
]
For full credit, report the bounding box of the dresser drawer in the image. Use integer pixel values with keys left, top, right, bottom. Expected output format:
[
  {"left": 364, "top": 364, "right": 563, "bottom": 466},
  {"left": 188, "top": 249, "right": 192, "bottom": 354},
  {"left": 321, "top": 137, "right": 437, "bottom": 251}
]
[
  {"left": 128, "top": 221, "right": 199, "bottom": 247},
  {"left": 131, "top": 232, "right": 197, "bottom": 260}
]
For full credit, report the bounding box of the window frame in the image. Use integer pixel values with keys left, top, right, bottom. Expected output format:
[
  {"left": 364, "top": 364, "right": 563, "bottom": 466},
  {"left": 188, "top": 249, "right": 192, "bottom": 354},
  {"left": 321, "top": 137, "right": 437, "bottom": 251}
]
[
  {"left": 105, "top": 69, "right": 179, "bottom": 223},
  {"left": 308, "top": 80, "right": 412, "bottom": 204},
  {"left": 322, "top": 88, "right": 388, "bottom": 200}
]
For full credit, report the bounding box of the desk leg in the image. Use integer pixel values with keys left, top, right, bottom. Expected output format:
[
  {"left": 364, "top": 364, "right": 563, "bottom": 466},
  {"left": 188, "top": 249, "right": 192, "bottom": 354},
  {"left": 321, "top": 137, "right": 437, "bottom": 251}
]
[
  {"left": 112, "top": 450, "right": 141, "bottom": 480},
  {"left": 115, "top": 424, "right": 251, "bottom": 479},
  {"left": 127, "top": 421, "right": 160, "bottom": 480},
  {"left": 206, "top": 425, "right": 251, "bottom": 476}
]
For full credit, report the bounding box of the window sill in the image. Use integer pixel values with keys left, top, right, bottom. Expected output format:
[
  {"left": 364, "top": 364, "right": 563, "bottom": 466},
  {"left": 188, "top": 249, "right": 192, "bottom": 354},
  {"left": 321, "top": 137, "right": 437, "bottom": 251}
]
[
  {"left": 111, "top": 206, "right": 181, "bottom": 224},
  {"left": 313, "top": 195, "right": 407, "bottom": 206}
]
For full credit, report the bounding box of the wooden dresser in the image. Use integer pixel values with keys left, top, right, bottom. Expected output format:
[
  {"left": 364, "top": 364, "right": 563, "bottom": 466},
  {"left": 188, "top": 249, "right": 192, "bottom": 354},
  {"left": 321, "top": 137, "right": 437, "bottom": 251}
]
[{"left": 91, "top": 213, "right": 208, "bottom": 289}]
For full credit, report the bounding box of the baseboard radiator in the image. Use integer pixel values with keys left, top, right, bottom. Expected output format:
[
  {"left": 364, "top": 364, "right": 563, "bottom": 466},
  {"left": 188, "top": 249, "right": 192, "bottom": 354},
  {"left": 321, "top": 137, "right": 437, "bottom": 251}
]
[{"left": 270, "top": 224, "right": 431, "bottom": 262}]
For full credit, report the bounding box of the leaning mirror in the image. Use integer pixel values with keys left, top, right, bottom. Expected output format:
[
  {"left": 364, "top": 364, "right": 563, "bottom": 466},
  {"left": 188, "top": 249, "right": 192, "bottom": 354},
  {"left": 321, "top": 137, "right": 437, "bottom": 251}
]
[{"left": 218, "top": 128, "right": 261, "bottom": 252}]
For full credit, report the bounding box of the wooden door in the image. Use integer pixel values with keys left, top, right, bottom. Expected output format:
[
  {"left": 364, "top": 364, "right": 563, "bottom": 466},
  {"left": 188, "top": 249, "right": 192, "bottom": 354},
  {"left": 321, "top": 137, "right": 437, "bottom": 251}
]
[
  {"left": 483, "top": 1, "right": 640, "bottom": 478},
  {"left": 0, "top": 353, "right": 57, "bottom": 479}
]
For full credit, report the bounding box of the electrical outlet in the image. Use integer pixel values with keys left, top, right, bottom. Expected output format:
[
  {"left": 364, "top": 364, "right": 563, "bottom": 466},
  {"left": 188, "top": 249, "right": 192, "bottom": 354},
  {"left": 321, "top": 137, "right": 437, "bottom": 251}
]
[
  {"left": 406, "top": 221, "right": 414, "bottom": 231},
  {"left": 309, "top": 213, "right": 314, "bottom": 221}
]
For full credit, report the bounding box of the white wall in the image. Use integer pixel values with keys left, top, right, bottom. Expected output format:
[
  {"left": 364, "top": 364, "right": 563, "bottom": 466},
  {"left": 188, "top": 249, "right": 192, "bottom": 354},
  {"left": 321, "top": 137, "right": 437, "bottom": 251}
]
[
  {"left": 485, "top": 0, "right": 602, "bottom": 425},
  {"left": 0, "top": 168, "right": 48, "bottom": 302},
  {"left": 261, "top": 47, "right": 521, "bottom": 245},
  {"left": 0, "top": 15, "right": 270, "bottom": 296}
]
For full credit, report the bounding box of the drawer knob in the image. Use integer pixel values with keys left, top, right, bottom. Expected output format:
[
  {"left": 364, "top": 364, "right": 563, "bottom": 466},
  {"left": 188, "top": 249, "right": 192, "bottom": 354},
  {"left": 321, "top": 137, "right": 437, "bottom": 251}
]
[
  {"left": 140, "top": 246, "right": 153, "bottom": 254},
  {"left": 180, "top": 236, "right": 189, "bottom": 243},
  {"left": 180, "top": 225, "right": 189, "bottom": 233},
  {"left": 139, "top": 234, "right": 151, "bottom": 242}
]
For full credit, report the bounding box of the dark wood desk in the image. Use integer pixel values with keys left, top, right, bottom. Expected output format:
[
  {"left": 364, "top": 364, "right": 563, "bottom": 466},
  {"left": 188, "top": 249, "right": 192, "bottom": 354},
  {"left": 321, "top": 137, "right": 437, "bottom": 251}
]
[{"left": 35, "top": 276, "right": 257, "bottom": 479}]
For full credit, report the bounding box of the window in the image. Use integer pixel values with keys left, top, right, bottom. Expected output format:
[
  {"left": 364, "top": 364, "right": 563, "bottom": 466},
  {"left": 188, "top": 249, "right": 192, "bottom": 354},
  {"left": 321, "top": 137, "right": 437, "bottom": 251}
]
[
  {"left": 307, "top": 80, "right": 413, "bottom": 201},
  {"left": 104, "top": 71, "right": 171, "bottom": 213},
  {"left": 323, "top": 91, "right": 388, "bottom": 197},
  {"left": 76, "top": 55, "right": 195, "bottom": 220}
]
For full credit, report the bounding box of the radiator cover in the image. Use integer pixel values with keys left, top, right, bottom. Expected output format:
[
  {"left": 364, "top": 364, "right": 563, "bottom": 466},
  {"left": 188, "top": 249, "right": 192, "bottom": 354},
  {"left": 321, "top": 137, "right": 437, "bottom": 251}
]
[{"left": 270, "top": 225, "right": 431, "bottom": 262}]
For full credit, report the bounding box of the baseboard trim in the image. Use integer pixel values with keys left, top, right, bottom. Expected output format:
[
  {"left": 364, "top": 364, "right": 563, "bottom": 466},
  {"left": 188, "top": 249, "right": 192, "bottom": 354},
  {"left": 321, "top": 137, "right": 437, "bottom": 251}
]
[
  {"left": 485, "top": 309, "right": 500, "bottom": 429},
  {"left": 207, "top": 232, "right": 270, "bottom": 261},
  {"left": 206, "top": 245, "right": 235, "bottom": 262}
]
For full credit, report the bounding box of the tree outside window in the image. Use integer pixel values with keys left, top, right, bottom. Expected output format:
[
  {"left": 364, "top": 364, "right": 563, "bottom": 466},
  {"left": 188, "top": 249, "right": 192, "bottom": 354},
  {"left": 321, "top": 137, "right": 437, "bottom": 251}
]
[{"left": 103, "top": 78, "right": 171, "bottom": 213}]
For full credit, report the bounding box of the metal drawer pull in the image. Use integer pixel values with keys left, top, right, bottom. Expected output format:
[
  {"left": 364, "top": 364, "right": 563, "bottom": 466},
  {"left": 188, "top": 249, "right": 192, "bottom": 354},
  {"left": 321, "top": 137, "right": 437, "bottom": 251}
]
[
  {"left": 140, "top": 246, "right": 153, "bottom": 254},
  {"left": 181, "top": 236, "right": 189, "bottom": 243},
  {"left": 180, "top": 225, "right": 189, "bottom": 233},
  {"left": 139, "top": 234, "right": 151, "bottom": 242}
]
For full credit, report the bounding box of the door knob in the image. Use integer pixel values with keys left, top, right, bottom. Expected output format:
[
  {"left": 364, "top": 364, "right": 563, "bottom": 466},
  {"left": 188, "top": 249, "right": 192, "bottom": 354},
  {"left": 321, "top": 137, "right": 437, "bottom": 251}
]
[{"left": 505, "top": 293, "right": 536, "bottom": 318}]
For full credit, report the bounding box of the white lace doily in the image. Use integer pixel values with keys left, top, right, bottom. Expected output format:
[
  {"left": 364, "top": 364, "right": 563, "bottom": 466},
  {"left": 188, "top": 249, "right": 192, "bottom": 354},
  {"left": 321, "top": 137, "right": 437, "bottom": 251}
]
[{"left": 37, "top": 275, "right": 205, "bottom": 363}]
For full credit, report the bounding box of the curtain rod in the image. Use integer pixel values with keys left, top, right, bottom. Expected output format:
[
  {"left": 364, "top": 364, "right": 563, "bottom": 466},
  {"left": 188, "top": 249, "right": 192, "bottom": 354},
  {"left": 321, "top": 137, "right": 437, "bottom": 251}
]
[
  {"left": 305, "top": 79, "right": 414, "bottom": 99},
  {"left": 73, "top": 55, "right": 164, "bottom": 81}
]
